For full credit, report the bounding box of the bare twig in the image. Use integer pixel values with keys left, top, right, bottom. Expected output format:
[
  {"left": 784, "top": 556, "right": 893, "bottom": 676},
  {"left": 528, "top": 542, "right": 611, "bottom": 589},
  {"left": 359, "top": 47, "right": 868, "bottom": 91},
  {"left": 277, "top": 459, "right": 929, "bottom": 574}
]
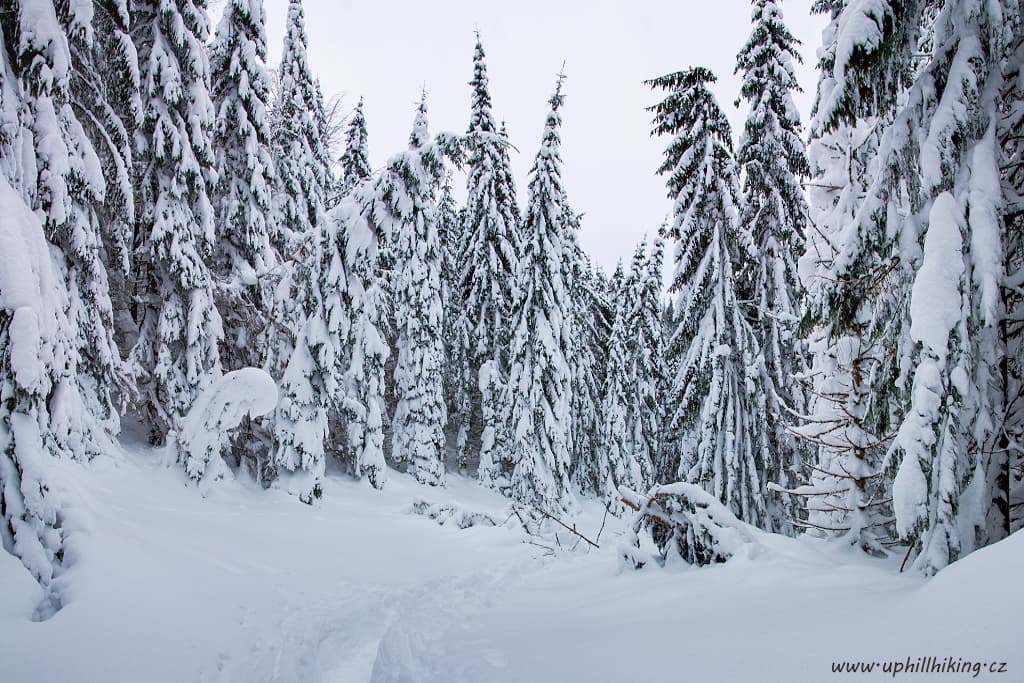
[
  {"left": 899, "top": 543, "right": 915, "bottom": 573},
  {"left": 524, "top": 505, "right": 600, "bottom": 549},
  {"left": 523, "top": 540, "right": 556, "bottom": 555},
  {"left": 595, "top": 504, "right": 611, "bottom": 545}
]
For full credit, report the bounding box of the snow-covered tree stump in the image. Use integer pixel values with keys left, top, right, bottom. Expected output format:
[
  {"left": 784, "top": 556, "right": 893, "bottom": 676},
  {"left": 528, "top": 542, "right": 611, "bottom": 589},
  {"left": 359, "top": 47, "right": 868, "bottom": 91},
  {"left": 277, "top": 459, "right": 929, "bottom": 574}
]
[{"left": 618, "top": 483, "right": 762, "bottom": 569}]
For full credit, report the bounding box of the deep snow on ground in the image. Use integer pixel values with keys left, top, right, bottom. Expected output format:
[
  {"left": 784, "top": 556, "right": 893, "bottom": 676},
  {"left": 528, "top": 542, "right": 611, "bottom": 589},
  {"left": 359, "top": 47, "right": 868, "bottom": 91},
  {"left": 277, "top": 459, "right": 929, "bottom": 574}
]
[{"left": 1, "top": 429, "right": 1021, "bottom": 683}]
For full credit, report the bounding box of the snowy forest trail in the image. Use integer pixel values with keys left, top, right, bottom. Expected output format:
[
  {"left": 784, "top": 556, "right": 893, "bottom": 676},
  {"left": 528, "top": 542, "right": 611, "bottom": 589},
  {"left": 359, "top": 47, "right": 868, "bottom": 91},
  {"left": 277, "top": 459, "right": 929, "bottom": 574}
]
[
  {"left": 0, "top": 427, "right": 564, "bottom": 683},
  {"left": 1, "top": 430, "right": 1021, "bottom": 682}
]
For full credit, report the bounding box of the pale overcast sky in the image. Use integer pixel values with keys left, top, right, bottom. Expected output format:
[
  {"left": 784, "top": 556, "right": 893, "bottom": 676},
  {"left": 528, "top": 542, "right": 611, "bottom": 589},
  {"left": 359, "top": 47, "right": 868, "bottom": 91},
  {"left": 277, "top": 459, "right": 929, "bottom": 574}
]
[{"left": 217, "top": 0, "right": 828, "bottom": 273}]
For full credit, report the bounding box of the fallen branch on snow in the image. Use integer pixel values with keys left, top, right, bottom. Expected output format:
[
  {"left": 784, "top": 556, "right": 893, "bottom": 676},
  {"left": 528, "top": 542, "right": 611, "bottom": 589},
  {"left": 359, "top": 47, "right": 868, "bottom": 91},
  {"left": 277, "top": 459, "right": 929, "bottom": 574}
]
[{"left": 618, "top": 483, "right": 763, "bottom": 569}]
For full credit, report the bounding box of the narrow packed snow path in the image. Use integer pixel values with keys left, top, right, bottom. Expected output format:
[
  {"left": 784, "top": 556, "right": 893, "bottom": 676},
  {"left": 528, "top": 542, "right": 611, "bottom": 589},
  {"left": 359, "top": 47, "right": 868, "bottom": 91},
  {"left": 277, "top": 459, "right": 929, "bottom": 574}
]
[{"left": 1, "top": 429, "right": 1021, "bottom": 682}]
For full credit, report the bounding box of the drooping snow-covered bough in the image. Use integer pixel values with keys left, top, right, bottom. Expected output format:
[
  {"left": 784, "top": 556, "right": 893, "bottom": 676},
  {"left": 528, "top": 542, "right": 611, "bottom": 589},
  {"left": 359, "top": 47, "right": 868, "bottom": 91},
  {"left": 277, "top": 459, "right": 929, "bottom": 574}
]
[{"left": 618, "top": 483, "right": 763, "bottom": 569}]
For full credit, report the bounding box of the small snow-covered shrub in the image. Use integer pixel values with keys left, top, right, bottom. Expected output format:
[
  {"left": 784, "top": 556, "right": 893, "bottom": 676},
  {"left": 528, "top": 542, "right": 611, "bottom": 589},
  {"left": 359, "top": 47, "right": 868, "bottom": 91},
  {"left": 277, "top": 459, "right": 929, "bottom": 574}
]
[
  {"left": 407, "top": 499, "right": 499, "bottom": 529},
  {"left": 618, "top": 483, "right": 762, "bottom": 569}
]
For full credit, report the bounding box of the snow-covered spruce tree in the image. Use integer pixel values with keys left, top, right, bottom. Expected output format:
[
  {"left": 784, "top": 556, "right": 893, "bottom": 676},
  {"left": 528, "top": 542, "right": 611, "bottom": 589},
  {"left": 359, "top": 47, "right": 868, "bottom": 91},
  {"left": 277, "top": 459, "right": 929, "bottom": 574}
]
[
  {"left": 624, "top": 237, "right": 665, "bottom": 489},
  {"left": 598, "top": 289, "right": 631, "bottom": 505},
  {"left": 15, "top": 0, "right": 125, "bottom": 445},
  {"left": 437, "top": 170, "right": 462, "bottom": 419},
  {"left": 384, "top": 96, "right": 448, "bottom": 486},
  {"left": 68, "top": 0, "right": 140, "bottom": 355},
  {"left": 312, "top": 78, "right": 336, "bottom": 203},
  {"left": 0, "top": 175, "right": 88, "bottom": 617},
  {"left": 207, "top": 0, "right": 279, "bottom": 480},
  {"left": 734, "top": 0, "right": 811, "bottom": 533},
  {"left": 452, "top": 35, "right": 521, "bottom": 477},
  {"left": 271, "top": 155, "right": 358, "bottom": 501},
  {"left": 999, "top": 26, "right": 1024, "bottom": 534},
  {"left": 437, "top": 170, "right": 460, "bottom": 320},
  {"left": 264, "top": 0, "right": 338, "bottom": 496},
  {"left": 0, "top": 16, "right": 109, "bottom": 613},
  {"left": 270, "top": 0, "right": 328, "bottom": 257},
  {"left": 785, "top": 0, "right": 899, "bottom": 553},
  {"left": 272, "top": 167, "right": 350, "bottom": 501},
  {"left": 338, "top": 96, "right": 371, "bottom": 198},
  {"left": 656, "top": 262, "right": 680, "bottom": 483},
  {"left": 130, "top": 0, "right": 223, "bottom": 471},
  {"left": 573, "top": 259, "right": 625, "bottom": 494},
  {"left": 501, "top": 75, "right": 575, "bottom": 514},
  {"left": 596, "top": 246, "right": 652, "bottom": 506},
  {"left": 263, "top": 0, "right": 319, "bottom": 370},
  {"left": 272, "top": 270, "right": 344, "bottom": 502},
  {"left": 796, "top": 123, "right": 897, "bottom": 552},
  {"left": 564, "top": 225, "right": 607, "bottom": 496},
  {"left": 339, "top": 190, "right": 390, "bottom": 490},
  {"left": 588, "top": 259, "right": 616, "bottom": 407},
  {"left": 209, "top": 0, "right": 277, "bottom": 370},
  {"left": 649, "top": 67, "right": 768, "bottom": 527},
  {"left": 814, "top": 0, "right": 1012, "bottom": 574}
]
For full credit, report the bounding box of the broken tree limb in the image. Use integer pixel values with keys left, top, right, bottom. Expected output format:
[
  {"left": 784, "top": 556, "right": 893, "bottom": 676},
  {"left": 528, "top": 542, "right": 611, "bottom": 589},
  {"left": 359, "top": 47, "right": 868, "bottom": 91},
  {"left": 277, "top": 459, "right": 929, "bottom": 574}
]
[{"left": 618, "top": 486, "right": 680, "bottom": 529}]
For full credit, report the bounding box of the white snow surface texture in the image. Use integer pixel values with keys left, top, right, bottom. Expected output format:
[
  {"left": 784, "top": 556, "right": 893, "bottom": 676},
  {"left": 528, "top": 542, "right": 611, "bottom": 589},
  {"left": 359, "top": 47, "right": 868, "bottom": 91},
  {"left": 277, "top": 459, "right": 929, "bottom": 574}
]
[{"left": 0, "top": 429, "right": 1020, "bottom": 683}]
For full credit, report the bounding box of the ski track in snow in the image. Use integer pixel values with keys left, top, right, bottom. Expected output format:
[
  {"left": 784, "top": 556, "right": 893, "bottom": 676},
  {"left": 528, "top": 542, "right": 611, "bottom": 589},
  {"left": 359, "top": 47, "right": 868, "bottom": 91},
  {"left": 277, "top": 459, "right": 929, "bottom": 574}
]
[{"left": 203, "top": 567, "right": 531, "bottom": 683}]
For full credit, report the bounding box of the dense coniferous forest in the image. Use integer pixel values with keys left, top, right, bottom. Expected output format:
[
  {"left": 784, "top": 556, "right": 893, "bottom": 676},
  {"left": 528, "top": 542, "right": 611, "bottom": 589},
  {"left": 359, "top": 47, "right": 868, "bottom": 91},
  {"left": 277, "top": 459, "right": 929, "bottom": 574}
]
[{"left": 0, "top": 1, "right": 1021, "bottom": 673}]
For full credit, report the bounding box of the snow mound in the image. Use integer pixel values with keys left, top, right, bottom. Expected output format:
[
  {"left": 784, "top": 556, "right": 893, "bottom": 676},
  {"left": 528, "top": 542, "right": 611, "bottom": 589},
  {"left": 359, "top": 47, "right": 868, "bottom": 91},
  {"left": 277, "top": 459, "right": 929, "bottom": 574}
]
[
  {"left": 920, "top": 530, "right": 1024, "bottom": 607},
  {"left": 178, "top": 368, "right": 279, "bottom": 491}
]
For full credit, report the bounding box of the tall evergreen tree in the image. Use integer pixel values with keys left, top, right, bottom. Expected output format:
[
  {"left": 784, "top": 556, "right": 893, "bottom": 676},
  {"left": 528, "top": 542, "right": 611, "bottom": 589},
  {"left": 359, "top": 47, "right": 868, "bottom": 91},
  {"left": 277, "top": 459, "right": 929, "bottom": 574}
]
[
  {"left": 130, "top": 0, "right": 223, "bottom": 457},
  {"left": 649, "top": 67, "right": 768, "bottom": 526},
  {"left": 0, "top": 175, "right": 85, "bottom": 617},
  {"left": 386, "top": 96, "right": 448, "bottom": 486},
  {"left": 789, "top": 0, "right": 897, "bottom": 553},
  {"left": 270, "top": 0, "right": 327, "bottom": 256},
  {"left": 596, "top": 243, "right": 656, "bottom": 505},
  {"left": 452, "top": 34, "right": 521, "bottom": 476},
  {"left": 312, "top": 77, "right": 335, "bottom": 201},
  {"left": 339, "top": 96, "right": 371, "bottom": 197},
  {"left": 16, "top": 0, "right": 125, "bottom": 444},
  {"left": 574, "top": 260, "right": 626, "bottom": 494},
  {"left": 209, "top": 0, "right": 277, "bottom": 371},
  {"left": 999, "top": 22, "right": 1024, "bottom": 535},
  {"left": 264, "top": 0, "right": 332, "bottom": 478},
  {"left": 341, "top": 190, "right": 390, "bottom": 490},
  {"left": 0, "top": 2, "right": 120, "bottom": 614},
  {"left": 69, "top": 0, "right": 140, "bottom": 355},
  {"left": 565, "top": 228, "right": 606, "bottom": 495},
  {"left": 437, "top": 170, "right": 462, "bottom": 425},
  {"left": 501, "top": 75, "right": 575, "bottom": 513},
  {"left": 735, "top": 0, "right": 811, "bottom": 532},
  {"left": 809, "top": 0, "right": 1014, "bottom": 574},
  {"left": 272, "top": 185, "right": 350, "bottom": 502},
  {"left": 624, "top": 237, "right": 665, "bottom": 488},
  {"left": 597, "top": 283, "right": 634, "bottom": 505}
]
